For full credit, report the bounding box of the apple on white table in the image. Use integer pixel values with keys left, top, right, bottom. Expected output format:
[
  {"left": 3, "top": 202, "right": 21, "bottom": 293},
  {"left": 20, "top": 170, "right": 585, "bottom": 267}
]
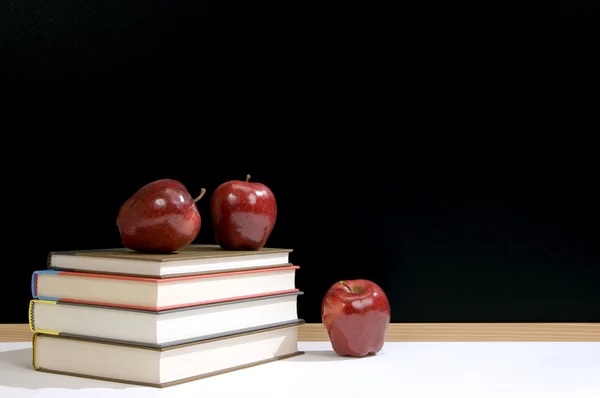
[{"left": 321, "top": 279, "right": 391, "bottom": 357}]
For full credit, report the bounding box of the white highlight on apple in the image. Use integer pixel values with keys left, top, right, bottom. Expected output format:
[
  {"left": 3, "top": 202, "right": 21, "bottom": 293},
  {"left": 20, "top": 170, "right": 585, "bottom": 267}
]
[
  {"left": 351, "top": 298, "right": 373, "bottom": 310},
  {"left": 227, "top": 193, "right": 239, "bottom": 204}
]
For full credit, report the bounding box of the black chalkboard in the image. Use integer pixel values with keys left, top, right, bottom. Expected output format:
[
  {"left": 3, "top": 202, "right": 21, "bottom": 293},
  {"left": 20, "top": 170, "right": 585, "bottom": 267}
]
[
  {"left": 1, "top": 0, "right": 598, "bottom": 324},
  {"left": 3, "top": 174, "right": 599, "bottom": 324},
  {"left": 2, "top": 0, "right": 597, "bottom": 88}
]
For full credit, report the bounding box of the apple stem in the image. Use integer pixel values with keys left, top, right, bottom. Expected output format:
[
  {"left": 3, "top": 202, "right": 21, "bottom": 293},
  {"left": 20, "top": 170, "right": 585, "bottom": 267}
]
[
  {"left": 338, "top": 281, "right": 351, "bottom": 293},
  {"left": 245, "top": 174, "right": 251, "bottom": 182},
  {"left": 193, "top": 188, "right": 207, "bottom": 203}
]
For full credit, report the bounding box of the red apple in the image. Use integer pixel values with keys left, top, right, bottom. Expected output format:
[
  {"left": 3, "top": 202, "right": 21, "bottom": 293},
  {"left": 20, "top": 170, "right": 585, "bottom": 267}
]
[
  {"left": 210, "top": 174, "right": 277, "bottom": 250},
  {"left": 321, "top": 279, "right": 391, "bottom": 357},
  {"left": 116, "top": 179, "right": 206, "bottom": 253}
]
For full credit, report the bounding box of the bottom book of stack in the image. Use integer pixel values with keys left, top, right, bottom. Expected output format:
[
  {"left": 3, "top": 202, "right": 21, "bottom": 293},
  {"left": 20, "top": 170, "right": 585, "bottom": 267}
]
[{"left": 32, "top": 320, "right": 305, "bottom": 388}]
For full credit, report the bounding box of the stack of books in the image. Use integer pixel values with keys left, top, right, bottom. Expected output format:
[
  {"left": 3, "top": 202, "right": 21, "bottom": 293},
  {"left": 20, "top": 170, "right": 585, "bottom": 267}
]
[{"left": 28, "top": 244, "right": 304, "bottom": 388}]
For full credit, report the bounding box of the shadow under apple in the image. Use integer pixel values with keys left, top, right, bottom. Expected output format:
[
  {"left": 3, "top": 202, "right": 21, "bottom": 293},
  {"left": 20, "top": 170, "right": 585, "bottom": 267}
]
[{"left": 287, "top": 350, "right": 366, "bottom": 362}]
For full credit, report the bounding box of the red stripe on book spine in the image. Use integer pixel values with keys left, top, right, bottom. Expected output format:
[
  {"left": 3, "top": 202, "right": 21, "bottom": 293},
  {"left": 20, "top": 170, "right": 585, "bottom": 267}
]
[{"left": 55, "top": 265, "right": 299, "bottom": 283}]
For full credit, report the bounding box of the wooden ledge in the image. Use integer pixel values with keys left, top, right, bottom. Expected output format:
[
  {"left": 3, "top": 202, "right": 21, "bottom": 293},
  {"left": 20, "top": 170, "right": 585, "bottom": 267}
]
[{"left": 1, "top": 323, "right": 600, "bottom": 342}]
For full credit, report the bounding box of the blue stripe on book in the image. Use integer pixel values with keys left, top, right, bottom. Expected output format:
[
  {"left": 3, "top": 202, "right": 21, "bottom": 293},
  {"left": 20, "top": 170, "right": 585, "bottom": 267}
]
[
  {"left": 31, "top": 270, "right": 60, "bottom": 298},
  {"left": 36, "top": 296, "right": 60, "bottom": 301}
]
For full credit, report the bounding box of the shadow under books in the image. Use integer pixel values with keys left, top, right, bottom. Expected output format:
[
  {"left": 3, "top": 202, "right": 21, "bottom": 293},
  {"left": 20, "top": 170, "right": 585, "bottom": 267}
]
[
  {"left": 0, "top": 347, "right": 362, "bottom": 389},
  {"left": 0, "top": 348, "right": 129, "bottom": 390}
]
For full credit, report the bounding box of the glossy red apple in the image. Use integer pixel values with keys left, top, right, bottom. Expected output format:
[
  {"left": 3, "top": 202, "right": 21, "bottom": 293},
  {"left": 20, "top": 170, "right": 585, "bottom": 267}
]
[
  {"left": 321, "top": 279, "right": 391, "bottom": 357},
  {"left": 116, "top": 179, "right": 206, "bottom": 253},
  {"left": 210, "top": 174, "right": 277, "bottom": 250}
]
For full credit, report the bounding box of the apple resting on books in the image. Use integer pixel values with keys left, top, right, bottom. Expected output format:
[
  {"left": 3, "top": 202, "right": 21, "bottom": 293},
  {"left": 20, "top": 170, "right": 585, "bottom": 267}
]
[
  {"left": 321, "top": 279, "right": 391, "bottom": 358},
  {"left": 116, "top": 179, "right": 206, "bottom": 253},
  {"left": 210, "top": 174, "right": 277, "bottom": 250}
]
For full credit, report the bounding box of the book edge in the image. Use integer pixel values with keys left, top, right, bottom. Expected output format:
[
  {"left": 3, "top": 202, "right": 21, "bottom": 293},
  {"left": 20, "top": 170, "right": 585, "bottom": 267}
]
[
  {"left": 39, "top": 265, "right": 299, "bottom": 283},
  {"left": 55, "top": 318, "right": 305, "bottom": 349},
  {"left": 48, "top": 245, "right": 294, "bottom": 263},
  {"left": 35, "top": 351, "right": 304, "bottom": 388},
  {"left": 34, "top": 319, "right": 306, "bottom": 351},
  {"left": 47, "top": 263, "right": 296, "bottom": 279},
  {"left": 32, "top": 291, "right": 303, "bottom": 315}
]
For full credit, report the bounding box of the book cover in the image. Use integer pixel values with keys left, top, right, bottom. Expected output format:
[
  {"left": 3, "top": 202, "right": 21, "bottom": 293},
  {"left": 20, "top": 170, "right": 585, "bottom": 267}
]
[
  {"left": 31, "top": 266, "right": 300, "bottom": 311},
  {"left": 29, "top": 292, "right": 304, "bottom": 348},
  {"left": 47, "top": 244, "right": 294, "bottom": 278},
  {"left": 32, "top": 320, "right": 305, "bottom": 388}
]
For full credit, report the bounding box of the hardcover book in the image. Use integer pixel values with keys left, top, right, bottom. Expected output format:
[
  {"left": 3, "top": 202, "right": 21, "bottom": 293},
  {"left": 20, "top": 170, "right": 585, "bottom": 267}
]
[
  {"left": 29, "top": 291, "right": 303, "bottom": 348},
  {"left": 32, "top": 320, "right": 305, "bottom": 388},
  {"left": 31, "top": 266, "right": 299, "bottom": 311},
  {"left": 47, "top": 244, "right": 293, "bottom": 278}
]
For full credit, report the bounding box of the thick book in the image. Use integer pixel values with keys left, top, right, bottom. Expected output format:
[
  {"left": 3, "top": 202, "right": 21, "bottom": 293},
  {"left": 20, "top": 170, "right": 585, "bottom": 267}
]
[
  {"left": 32, "top": 320, "right": 305, "bottom": 388},
  {"left": 32, "top": 266, "right": 299, "bottom": 311},
  {"left": 47, "top": 244, "right": 293, "bottom": 278},
  {"left": 29, "top": 291, "right": 303, "bottom": 348}
]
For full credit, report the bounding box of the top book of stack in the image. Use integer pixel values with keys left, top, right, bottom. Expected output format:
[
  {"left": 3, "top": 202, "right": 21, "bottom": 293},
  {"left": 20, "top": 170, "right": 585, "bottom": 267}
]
[{"left": 47, "top": 244, "right": 293, "bottom": 278}]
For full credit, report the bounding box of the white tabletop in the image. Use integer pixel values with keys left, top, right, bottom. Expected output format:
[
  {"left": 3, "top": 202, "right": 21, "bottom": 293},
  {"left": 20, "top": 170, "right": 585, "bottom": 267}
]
[{"left": 1, "top": 340, "right": 599, "bottom": 398}]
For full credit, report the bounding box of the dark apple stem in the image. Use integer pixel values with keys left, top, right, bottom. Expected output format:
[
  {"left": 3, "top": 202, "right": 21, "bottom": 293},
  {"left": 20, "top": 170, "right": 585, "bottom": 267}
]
[
  {"left": 246, "top": 174, "right": 251, "bottom": 182},
  {"left": 193, "top": 188, "right": 207, "bottom": 203}
]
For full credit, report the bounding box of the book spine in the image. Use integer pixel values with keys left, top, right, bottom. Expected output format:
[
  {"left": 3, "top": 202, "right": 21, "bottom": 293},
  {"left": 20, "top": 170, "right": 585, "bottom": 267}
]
[
  {"left": 29, "top": 299, "right": 61, "bottom": 335},
  {"left": 46, "top": 252, "right": 54, "bottom": 270},
  {"left": 28, "top": 300, "right": 35, "bottom": 332},
  {"left": 32, "top": 333, "right": 39, "bottom": 370},
  {"left": 31, "top": 270, "right": 60, "bottom": 300}
]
